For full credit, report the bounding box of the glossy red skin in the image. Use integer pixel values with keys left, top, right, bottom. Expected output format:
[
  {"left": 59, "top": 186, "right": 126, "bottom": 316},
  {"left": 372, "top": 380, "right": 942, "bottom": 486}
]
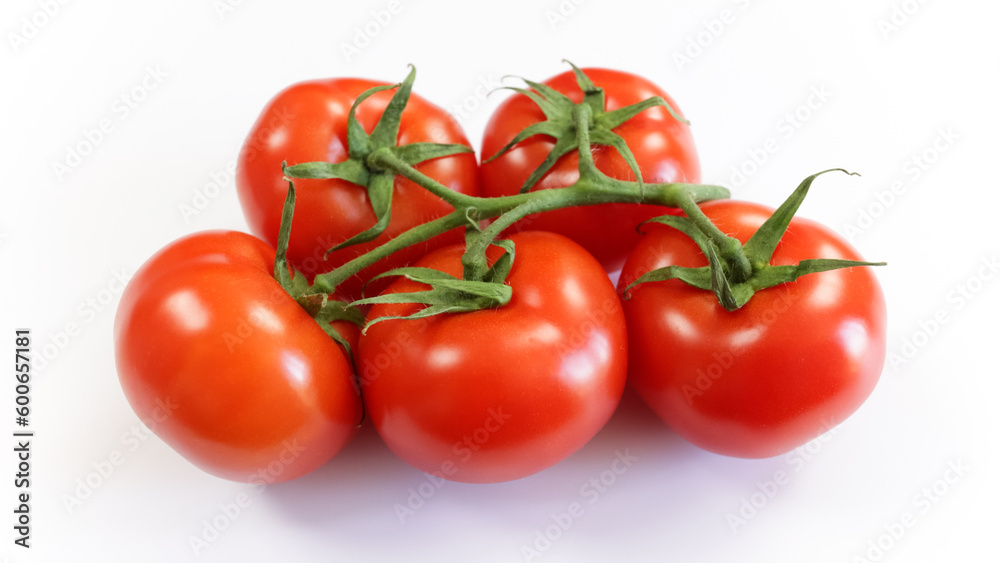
[
  {"left": 237, "top": 78, "right": 479, "bottom": 298},
  {"left": 114, "top": 231, "right": 362, "bottom": 482},
  {"left": 617, "top": 201, "right": 887, "bottom": 458},
  {"left": 481, "top": 68, "right": 701, "bottom": 272},
  {"left": 359, "top": 232, "right": 628, "bottom": 483}
]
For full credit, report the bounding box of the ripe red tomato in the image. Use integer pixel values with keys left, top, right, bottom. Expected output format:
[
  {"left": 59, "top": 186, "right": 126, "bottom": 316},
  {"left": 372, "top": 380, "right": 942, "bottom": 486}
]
[
  {"left": 114, "top": 231, "right": 362, "bottom": 482},
  {"left": 237, "top": 78, "right": 479, "bottom": 298},
  {"left": 359, "top": 231, "right": 627, "bottom": 483},
  {"left": 481, "top": 67, "right": 700, "bottom": 272},
  {"left": 618, "top": 201, "right": 886, "bottom": 458}
]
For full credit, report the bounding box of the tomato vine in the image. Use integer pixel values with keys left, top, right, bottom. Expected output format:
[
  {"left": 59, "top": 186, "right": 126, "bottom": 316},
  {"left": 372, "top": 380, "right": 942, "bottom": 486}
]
[{"left": 277, "top": 63, "right": 881, "bottom": 330}]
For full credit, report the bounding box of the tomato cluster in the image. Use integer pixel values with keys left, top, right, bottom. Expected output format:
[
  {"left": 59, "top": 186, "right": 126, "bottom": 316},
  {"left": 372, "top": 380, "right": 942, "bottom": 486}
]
[{"left": 114, "top": 66, "right": 886, "bottom": 485}]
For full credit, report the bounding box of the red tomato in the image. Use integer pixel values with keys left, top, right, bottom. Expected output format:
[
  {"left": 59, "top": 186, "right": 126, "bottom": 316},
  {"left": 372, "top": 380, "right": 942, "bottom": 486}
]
[
  {"left": 618, "top": 201, "right": 886, "bottom": 458},
  {"left": 359, "top": 231, "right": 627, "bottom": 483},
  {"left": 114, "top": 231, "right": 362, "bottom": 482},
  {"left": 481, "top": 68, "right": 700, "bottom": 272},
  {"left": 237, "top": 78, "right": 479, "bottom": 298}
]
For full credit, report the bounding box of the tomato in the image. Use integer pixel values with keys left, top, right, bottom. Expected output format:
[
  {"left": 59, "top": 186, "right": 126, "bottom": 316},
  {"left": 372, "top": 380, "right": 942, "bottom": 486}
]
[
  {"left": 237, "top": 78, "right": 479, "bottom": 298},
  {"left": 480, "top": 67, "right": 700, "bottom": 272},
  {"left": 359, "top": 231, "right": 627, "bottom": 483},
  {"left": 617, "top": 201, "right": 886, "bottom": 458},
  {"left": 114, "top": 231, "right": 362, "bottom": 482}
]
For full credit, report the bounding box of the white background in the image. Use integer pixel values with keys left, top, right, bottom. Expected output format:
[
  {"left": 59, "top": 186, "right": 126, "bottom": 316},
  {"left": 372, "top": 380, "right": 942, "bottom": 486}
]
[{"left": 2, "top": 0, "right": 999, "bottom": 561}]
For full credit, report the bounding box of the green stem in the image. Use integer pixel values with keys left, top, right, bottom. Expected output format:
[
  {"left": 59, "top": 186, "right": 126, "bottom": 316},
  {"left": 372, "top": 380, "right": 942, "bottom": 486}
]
[
  {"left": 312, "top": 211, "right": 467, "bottom": 293},
  {"left": 367, "top": 148, "right": 482, "bottom": 209},
  {"left": 310, "top": 178, "right": 729, "bottom": 293},
  {"left": 573, "top": 104, "right": 598, "bottom": 176},
  {"left": 462, "top": 190, "right": 568, "bottom": 280},
  {"left": 673, "top": 189, "right": 753, "bottom": 282}
]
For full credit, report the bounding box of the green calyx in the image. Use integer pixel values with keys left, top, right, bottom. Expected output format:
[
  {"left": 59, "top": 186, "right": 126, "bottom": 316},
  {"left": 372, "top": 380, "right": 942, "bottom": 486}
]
[
  {"left": 272, "top": 181, "right": 364, "bottom": 359},
  {"left": 351, "top": 237, "right": 515, "bottom": 333},
  {"left": 282, "top": 65, "right": 473, "bottom": 256},
  {"left": 485, "top": 60, "right": 689, "bottom": 193},
  {"left": 625, "top": 169, "right": 886, "bottom": 311}
]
